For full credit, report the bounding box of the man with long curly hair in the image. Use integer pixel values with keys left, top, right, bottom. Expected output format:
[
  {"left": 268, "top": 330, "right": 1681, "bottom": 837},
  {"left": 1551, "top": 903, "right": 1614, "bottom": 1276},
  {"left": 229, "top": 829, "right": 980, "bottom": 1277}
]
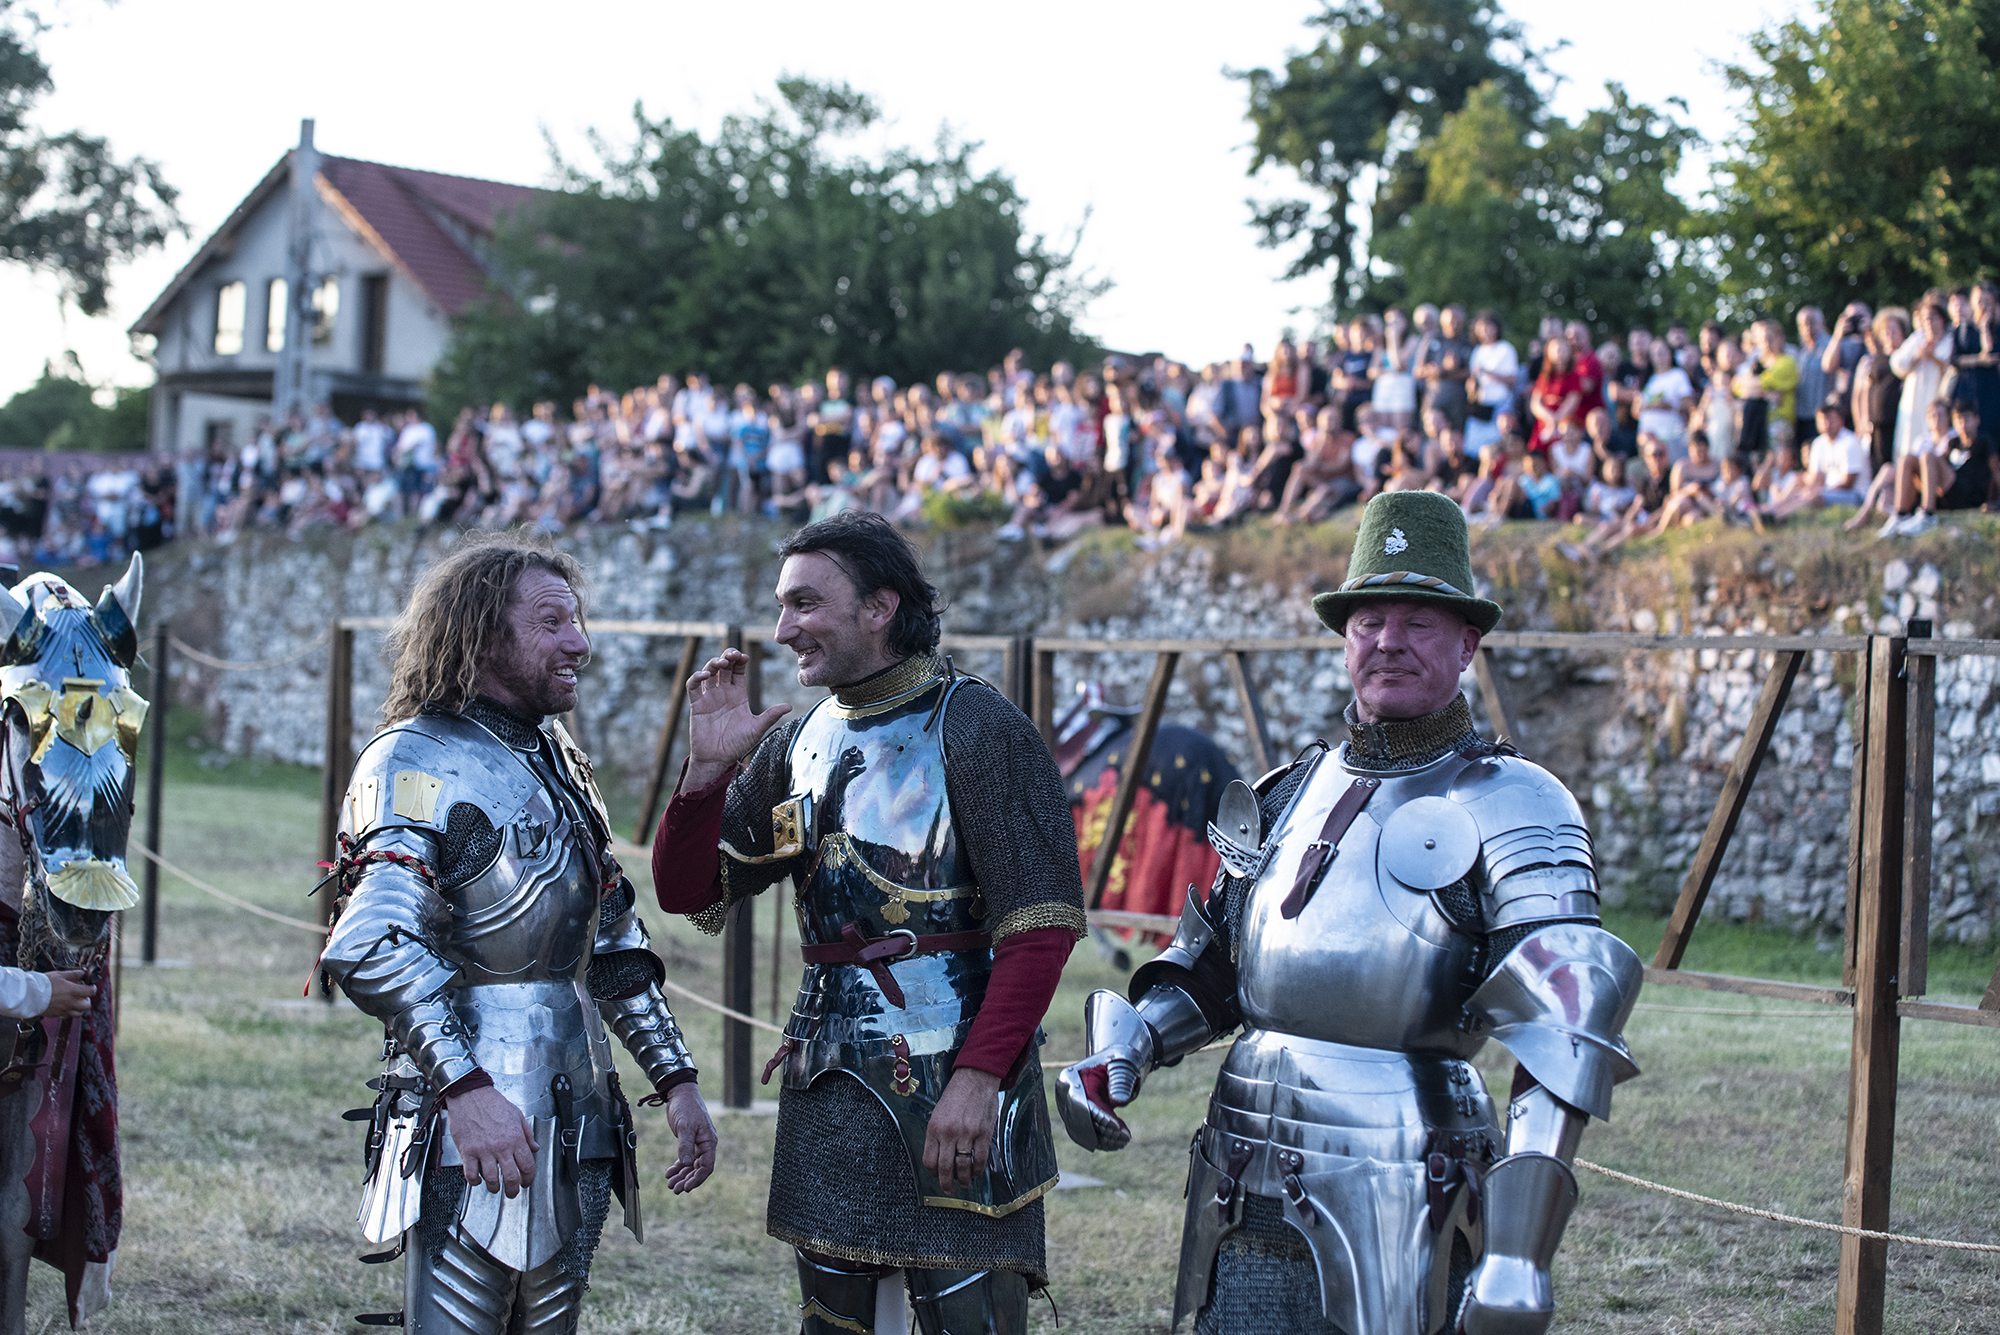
[{"left": 321, "top": 530, "right": 717, "bottom": 1333}]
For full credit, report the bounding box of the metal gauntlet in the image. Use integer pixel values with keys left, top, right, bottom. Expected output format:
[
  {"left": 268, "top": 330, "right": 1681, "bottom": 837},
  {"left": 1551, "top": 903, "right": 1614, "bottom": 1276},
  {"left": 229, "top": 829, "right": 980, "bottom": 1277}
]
[
  {"left": 1458, "top": 1151, "right": 1578, "bottom": 1335},
  {"left": 600, "top": 986, "right": 697, "bottom": 1092},
  {"left": 1056, "top": 985, "right": 1208, "bottom": 1152}
]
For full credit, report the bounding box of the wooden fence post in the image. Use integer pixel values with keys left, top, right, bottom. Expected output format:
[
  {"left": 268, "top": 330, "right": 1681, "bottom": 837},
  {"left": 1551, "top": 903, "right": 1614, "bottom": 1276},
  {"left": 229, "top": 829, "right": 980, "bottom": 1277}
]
[
  {"left": 1844, "top": 642, "right": 1873, "bottom": 989},
  {"left": 1472, "top": 647, "right": 1515, "bottom": 742},
  {"left": 1032, "top": 645, "right": 1056, "bottom": 748},
  {"left": 317, "top": 625, "right": 356, "bottom": 930},
  {"left": 1836, "top": 634, "right": 1907, "bottom": 1335},
  {"left": 141, "top": 625, "right": 169, "bottom": 965},
  {"left": 1225, "top": 650, "right": 1274, "bottom": 776},
  {"left": 1082, "top": 652, "right": 1179, "bottom": 910},
  {"left": 632, "top": 636, "right": 703, "bottom": 845},
  {"left": 1652, "top": 649, "right": 1804, "bottom": 970},
  {"left": 1900, "top": 621, "right": 1935, "bottom": 997},
  {"left": 719, "top": 626, "right": 757, "bottom": 1109}
]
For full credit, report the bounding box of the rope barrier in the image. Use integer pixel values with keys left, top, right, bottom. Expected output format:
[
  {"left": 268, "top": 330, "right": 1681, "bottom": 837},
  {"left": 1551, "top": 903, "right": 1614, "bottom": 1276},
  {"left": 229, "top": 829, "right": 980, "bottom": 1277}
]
[
  {"left": 125, "top": 840, "right": 329, "bottom": 935},
  {"left": 1633, "top": 1003, "right": 1846, "bottom": 1017},
  {"left": 1574, "top": 1159, "right": 2000, "bottom": 1254},
  {"left": 167, "top": 631, "right": 330, "bottom": 672},
  {"left": 656, "top": 975, "right": 786, "bottom": 1035}
]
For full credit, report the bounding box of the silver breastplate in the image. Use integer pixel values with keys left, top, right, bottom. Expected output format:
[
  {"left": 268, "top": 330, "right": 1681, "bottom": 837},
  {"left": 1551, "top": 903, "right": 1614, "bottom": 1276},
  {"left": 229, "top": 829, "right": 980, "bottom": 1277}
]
[
  {"left": 1235, "top": 749, "right": 1484, "bottom": 1056},
  {"left": 446, "top": 743, "right": 601, "bottom": 986},
  {"left": 787, "top": 678, "right": 982, "bottom": 940}
]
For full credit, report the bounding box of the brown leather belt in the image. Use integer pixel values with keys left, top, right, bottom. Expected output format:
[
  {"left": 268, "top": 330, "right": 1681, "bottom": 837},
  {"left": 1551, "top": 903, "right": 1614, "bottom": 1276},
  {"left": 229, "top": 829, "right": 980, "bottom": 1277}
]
[{"left": 800, "top": 923, "right": 993, "bottom": 1008}]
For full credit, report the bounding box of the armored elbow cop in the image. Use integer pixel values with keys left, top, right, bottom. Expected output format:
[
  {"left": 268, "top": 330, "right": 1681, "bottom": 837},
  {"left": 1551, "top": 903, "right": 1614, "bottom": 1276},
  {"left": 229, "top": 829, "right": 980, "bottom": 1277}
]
[{"left": 1463, "top": 921, "right": 1642, "bottom": 1121}]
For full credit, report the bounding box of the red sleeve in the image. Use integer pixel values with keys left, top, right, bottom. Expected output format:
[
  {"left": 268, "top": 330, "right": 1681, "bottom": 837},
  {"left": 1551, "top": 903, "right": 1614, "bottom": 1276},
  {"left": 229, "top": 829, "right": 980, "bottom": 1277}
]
[
  {"left": 650, "top": 761, "right": 736, "bottom": 914},
  {"left": 952, "top": 927, "right": 1076, "bottom": 1079}
]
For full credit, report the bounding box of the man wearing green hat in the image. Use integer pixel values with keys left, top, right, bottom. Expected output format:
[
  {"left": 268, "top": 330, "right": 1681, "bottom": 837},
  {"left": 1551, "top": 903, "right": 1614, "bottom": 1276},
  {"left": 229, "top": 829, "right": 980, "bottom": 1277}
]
[{"left": 1057, "top": 490, "right": 1643, "bottom": 1334}]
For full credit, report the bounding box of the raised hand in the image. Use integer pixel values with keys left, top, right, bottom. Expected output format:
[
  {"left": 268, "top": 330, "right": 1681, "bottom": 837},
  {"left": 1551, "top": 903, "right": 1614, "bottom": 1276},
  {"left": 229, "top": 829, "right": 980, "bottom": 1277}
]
[{"left": 682, "top": 649, "right": 791, "bottom": 791}]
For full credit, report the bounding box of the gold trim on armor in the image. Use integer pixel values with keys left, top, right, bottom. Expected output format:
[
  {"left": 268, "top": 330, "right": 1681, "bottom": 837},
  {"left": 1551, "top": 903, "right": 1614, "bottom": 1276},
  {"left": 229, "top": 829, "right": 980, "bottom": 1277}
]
[
  {"left": 990, "top": 902, "right": 1088, "bottom": 942},
  {"left": 921, "top": 1172, "right": 1060, "bottom": 1218},
  {"left": 828, "top": 653, "right": 946, "bottom": 718},
  {"left": 767, "top": 1224, "right": 1045, "bottom": 1281},
  {"left": 817, "top": 833, "right": 978, "bottom": 925},
  {"left": 798, "top": 1298, "right": 873, "bottom": 1334}
]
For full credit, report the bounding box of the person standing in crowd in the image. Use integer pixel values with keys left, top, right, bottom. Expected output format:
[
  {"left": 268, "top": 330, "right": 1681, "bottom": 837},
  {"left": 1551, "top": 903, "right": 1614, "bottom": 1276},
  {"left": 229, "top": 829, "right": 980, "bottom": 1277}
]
[
  {"left": 651, "top": 513, "right": 1084, "bottom": 1334},
  {"left": 1527, "top": 331, "right": 1583, "bottom": 452},
  {"left": 1637, "top": 339, "right": 1697, "bottom": 462},
  {"left": 1369, "top": 308, "right": 1418, "bottom": 431},
  {"left": 1851, "top": 309, "right": 1908, "bottom": 473},
  {"left": 1466, "top": 310, "right": 1518, "bottom": 457},
  {"left": 1414, "top": 303, "right": 1470, "bottom": 431},
  {"left": 1951, "top": 280, "right": 2000, "bottom": 429},
  {"left": 1793, "top": 306, "right": 1832, "bottom": 442},
  {"left": 393, "top": 409, "right": 439, "bottom": 517},
  {"left": 1892, "top": 298, "right": 1955, "bottom": 463}
]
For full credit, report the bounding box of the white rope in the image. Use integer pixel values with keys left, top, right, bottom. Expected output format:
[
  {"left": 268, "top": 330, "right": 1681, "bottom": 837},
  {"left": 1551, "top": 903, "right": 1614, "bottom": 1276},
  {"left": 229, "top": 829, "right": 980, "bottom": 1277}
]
[
  {"left": 167, "top": 631, "right": 330, "bottom": 672},
  {"left": 125, "top": 839, "right": 329, "bottom": 935},
  {"left": 1633, "top": 1003, "right": 1846, "bottom": 1017},
  {"left": 1574, "top": 1160, "right": 2000, "bottom": 1254},
  {"left": 656, "top": 975, "right": 786, "bottom": 1035}
]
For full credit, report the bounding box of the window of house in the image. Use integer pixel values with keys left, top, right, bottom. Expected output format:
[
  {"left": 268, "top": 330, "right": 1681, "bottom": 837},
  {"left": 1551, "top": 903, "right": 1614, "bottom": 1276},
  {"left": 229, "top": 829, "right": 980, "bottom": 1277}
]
[
  {"left": 311, "top": 276, "right": 339, "bottom": 346},
  {"left": 213, "top": 281, "right": 246, "bottom": 355},
  {"left": 266, "top": 278, "right": 288, "bottom": 352}
]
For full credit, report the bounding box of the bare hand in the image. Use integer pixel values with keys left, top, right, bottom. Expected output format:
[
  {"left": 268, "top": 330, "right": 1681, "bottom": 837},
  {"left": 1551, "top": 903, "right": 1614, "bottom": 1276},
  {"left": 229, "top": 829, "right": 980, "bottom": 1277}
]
[
  {"left": 40, "top": 970, "right": 93, "bottom": 1018},
  {"left": 447, "top": 1086, "right": 538, "bottom": 1197},
  {"left": 682, "top": 649, "right": 791, "bottom": 790},
  {"left": 923, "top": 1067, "right": 1003, "bottom": 1194},
  {"left": 660, "top": 1083, "right": 719, "bottom": 1193}
]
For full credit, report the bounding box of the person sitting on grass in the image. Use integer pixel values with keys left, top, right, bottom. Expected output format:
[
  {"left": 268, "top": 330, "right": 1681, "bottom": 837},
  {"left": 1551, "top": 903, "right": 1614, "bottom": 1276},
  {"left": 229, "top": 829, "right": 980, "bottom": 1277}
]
[
  {"left": 1846, "top": 400, "right": 1948, "bottom": 533},
  {"left": 1516, "top": 448, "right": 1564, "bottom": 519},
  {"left": 1766, "top": 403, "right": 1870, "bottom": 521},
  {"left": 1651, "top": 430, "right": 1723, "bottom": 532},
  {"left": 1556, "top": 442, "right": 1669, "bottom": 565},
  {"left": 1752, "top": 443, "right": 1811, "bottom": 523},
  {"left": 1275, "top": 407, "right": 1360, "bottom": 524},
  {"left": 1885, "top": 398, "right": 2000, "bottom": 535}
]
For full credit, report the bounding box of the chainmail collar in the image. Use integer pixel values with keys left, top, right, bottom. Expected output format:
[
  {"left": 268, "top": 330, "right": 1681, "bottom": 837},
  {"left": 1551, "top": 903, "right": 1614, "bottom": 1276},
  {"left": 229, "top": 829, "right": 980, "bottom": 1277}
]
[
  {"left": 833, "top": 652, "right": 944, "bottom": 709},
  {"left": 447, "top": 695, "right": 545, "bottom": 750},
  {"left": 1342, "top": 694, "right": 1478, "bottom": 771}
]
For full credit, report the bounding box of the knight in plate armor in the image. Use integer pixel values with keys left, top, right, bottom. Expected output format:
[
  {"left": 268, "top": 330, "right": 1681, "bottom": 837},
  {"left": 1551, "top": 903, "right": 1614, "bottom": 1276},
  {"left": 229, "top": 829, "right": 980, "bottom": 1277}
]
[
  {"left": 1057, "top": 490, "right": 1643, "bottom": 1335},
  {"left": 320, "top": 534, "right": 718, "bottom": 1334},
  {"left": 652, "top": 513, "right": 1087, "bottom": 1335}
]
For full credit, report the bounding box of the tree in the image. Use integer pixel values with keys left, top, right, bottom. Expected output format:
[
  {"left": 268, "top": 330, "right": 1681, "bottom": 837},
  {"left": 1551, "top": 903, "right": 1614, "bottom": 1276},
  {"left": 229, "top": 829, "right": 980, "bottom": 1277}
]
[
  {"left": 1237, "top": 0, "right": 1542, "bottom": 312},
  {"left": 431, "top": 80, "right": 1104, "bottom": 412},
  {"left": 0, "top": 2, "right": 180, "bottom": 313},
  {"left": 1710, "top": 0, "right": 2000, "bottom": 316},
  {"left": 0, "top": 359, "right": 149, "bottom": 451},
  {"left": 1371, "top": 82, "right": 1712, "bottom": 335}
]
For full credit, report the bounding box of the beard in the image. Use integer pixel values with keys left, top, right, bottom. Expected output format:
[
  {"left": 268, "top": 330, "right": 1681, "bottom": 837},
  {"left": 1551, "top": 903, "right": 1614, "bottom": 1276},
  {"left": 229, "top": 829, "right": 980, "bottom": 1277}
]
[{"left": 483, "top": 641, "right": 579, "bottom": 718}]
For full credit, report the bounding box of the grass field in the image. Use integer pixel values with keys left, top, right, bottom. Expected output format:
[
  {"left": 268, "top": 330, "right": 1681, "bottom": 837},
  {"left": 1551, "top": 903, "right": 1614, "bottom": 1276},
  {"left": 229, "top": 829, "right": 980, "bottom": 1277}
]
[{"left": 41, "top": 731, "right": 2000, "bottom": 1335}]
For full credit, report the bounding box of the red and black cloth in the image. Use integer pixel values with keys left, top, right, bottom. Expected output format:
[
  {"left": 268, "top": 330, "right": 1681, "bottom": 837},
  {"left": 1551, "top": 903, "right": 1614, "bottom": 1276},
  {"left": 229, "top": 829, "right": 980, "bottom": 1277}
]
[{"left": 1065, "top": 721, "right": 1239, "bottom": 921}]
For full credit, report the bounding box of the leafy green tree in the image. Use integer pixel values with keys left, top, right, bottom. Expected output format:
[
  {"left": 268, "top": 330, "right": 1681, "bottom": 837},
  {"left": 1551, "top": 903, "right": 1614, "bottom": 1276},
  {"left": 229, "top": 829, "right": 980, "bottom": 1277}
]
[
  {"left": 0, "top": 2, "right": 180, "bottom": 313},
  {"left": 1371, "top": 82, "right": 1712, "bottom": 335},
  {"left": 0, "top": 360, "right": 147, "bottom": 451},
  {"left": 1236, "top": 0, "right": 1542, "bottom": 311},
  {"left": 431, "top": 80, "right": 1104, "bottom": 412},
  {"left": 1709, "top": 0, "right": 2000, "bottom": 316}
]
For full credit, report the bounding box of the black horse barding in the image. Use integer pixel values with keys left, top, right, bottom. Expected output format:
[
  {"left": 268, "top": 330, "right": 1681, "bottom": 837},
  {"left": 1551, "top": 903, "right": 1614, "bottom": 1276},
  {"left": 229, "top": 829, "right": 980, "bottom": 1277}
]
[{"left": 0, "top": 555, "right": 144, "bottom": 1331}]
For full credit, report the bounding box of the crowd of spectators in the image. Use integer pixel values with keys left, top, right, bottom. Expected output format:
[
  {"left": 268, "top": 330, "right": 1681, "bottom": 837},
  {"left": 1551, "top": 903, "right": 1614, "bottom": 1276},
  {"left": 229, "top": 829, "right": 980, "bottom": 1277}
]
[{"left": 12, "top": 284, "right": 2000, "bottom": 571}]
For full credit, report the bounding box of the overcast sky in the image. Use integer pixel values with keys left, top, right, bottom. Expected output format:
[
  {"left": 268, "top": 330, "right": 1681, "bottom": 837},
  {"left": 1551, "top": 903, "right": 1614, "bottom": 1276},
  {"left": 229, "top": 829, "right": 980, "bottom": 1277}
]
[{"left": 0, "top": 0, "right": 1796, "bottom": 403}]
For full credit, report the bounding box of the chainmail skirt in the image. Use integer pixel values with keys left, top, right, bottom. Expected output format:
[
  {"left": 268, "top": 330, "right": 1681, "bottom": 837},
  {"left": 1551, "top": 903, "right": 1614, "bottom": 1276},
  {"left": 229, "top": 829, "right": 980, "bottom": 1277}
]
[{"left": 766, "top": 1070, "right": 1048, "bottom": 1285}]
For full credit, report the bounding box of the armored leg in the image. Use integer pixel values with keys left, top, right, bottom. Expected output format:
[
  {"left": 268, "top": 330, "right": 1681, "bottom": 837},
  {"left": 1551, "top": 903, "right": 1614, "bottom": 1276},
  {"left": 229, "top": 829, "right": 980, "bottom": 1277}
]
[
  {"left": 798, "top": 1248, "right": 896, "bottom": 1334},
  {"left": 906, "top": 1267, "right": 1029, "bottom": 1335},
  {"left": 406, "top": 1227, "right": 516, "bottom": 1335}
]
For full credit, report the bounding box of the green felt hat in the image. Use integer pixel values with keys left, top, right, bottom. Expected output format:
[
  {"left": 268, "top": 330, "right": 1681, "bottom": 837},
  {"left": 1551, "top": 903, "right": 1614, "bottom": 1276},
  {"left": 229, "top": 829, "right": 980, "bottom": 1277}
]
[{"left": 1312, "top": 491, "right": 1504, "bottom": 634}]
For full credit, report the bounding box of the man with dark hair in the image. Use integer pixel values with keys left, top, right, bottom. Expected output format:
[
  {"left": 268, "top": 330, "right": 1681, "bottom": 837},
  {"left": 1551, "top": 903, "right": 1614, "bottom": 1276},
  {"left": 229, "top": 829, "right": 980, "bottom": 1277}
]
[
  {"left": 322, "top": 532, "right": 718, "bottom": 1333},
  {"left": 651, "top": 512, "right": 1086, "bottom": 1334}
]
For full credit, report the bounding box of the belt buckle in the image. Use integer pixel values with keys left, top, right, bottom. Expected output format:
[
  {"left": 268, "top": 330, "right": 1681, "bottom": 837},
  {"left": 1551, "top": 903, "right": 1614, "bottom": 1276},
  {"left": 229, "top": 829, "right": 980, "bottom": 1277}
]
[{"left": 881, "top": 928, "right": 918, "bottom": 960}]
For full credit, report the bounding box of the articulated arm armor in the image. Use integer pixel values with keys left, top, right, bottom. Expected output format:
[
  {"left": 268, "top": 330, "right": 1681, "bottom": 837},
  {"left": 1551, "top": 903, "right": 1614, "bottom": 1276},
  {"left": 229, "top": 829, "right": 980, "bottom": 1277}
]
[
  {"left": 590, "top": 883, "right": 697, "bottom": 1092},
  {"left": 1454, "top": 762, "right": 1642, "bottom": 1334}
]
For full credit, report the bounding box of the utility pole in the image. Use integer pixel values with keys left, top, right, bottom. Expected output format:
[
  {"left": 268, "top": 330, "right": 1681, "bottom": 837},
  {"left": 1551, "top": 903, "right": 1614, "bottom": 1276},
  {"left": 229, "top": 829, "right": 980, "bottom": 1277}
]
[{"left": 275, "top": 118, "right": 319, "bottom": 420}]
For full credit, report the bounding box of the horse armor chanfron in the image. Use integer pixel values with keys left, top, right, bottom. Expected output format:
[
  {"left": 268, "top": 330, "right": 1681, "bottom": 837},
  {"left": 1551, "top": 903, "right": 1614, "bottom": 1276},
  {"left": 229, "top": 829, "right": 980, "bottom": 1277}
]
[{"left": 0, "top": 554, "right": 145, "bottom": 1332}]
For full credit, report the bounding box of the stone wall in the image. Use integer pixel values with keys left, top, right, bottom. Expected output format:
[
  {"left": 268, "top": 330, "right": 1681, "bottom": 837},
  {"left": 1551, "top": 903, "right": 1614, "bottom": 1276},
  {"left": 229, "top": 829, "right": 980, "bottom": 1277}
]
[{"left": 108, "top": 514, "right": 2000, "bottom": 944}]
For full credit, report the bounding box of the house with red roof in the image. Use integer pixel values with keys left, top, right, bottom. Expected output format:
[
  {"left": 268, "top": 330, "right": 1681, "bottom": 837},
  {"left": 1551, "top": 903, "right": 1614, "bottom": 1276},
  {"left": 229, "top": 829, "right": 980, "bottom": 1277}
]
[{"left": 128, "top": 126, "right": 541, "bottom": 454}]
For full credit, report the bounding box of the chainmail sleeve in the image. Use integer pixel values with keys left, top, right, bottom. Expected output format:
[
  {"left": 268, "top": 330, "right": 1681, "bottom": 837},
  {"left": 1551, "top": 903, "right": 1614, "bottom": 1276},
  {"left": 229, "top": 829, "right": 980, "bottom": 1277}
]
[
  {"left": 691, "top": 715, "right": 807, "bottom": 936},
  {"left": 941, "top": 681, "right": 1087, "bottom": 941}
]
